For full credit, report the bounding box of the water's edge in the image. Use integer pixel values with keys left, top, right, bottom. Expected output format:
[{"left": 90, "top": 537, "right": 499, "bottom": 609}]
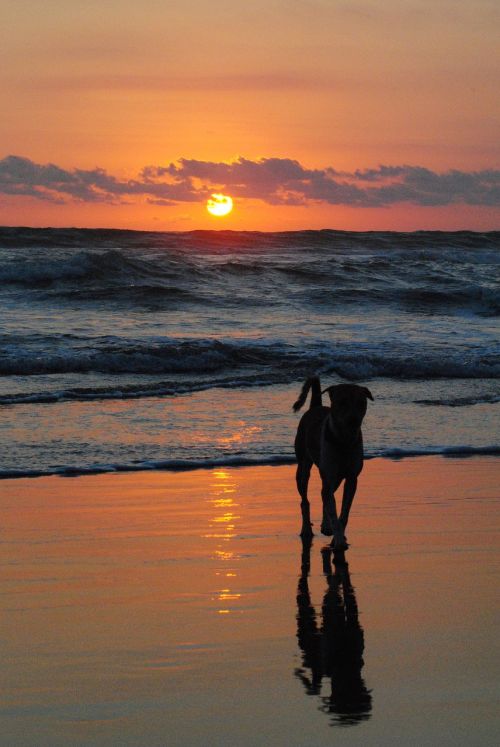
[{"left": 1, "top": 445, "right": 498, "bottom": 480}]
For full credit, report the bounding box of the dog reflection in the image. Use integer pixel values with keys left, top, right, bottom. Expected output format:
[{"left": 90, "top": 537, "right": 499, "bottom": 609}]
[{"left": 295, "top": 540, "right": 372, "bottom": 726}]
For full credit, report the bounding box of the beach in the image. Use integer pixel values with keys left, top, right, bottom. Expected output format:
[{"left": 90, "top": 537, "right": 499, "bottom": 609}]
[
  {"left": 2, "top": 1, "right": 500, "bottom": 744},
  {"left": 2, "top": 456, "right": 498, "bottom": 746}
]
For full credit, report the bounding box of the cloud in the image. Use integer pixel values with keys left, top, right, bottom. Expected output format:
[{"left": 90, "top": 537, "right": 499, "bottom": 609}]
[
  {"left": 0, "top": 155, "right": 198, "bottom": 204},
  {"left": 1, "top": 154, "right": 499, "bottom": 208}
]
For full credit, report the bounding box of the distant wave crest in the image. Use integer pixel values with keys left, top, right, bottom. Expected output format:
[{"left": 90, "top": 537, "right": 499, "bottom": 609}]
[{"left": 1, "top": 227, "right": 499, "bottom": 315}]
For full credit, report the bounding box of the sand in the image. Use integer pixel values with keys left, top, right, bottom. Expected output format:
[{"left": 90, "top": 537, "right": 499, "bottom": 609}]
[{"left": 1, "top": 456, "right": 499, "bottom": 746}]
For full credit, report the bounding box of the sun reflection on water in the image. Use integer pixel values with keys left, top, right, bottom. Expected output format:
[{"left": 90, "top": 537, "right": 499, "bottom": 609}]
[{"left": 216, "top": 422, "right": 263, "bottom": 449}]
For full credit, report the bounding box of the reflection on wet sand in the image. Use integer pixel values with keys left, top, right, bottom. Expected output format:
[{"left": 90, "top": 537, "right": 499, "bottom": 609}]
[
  {"left": 295, "top": 539, "right": 372, "bottom": 726},
  {"left": 205, "top": 469, "right": 242, "bottom": 614}
]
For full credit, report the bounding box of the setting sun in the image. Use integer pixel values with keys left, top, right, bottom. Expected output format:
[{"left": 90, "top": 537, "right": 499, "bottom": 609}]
[{"left": 207, "top": 193, "right": 233, "bottom": 217}]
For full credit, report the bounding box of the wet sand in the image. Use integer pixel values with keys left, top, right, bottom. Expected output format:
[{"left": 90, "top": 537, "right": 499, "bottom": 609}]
[{"left": 1, "top": 456, "right": 499, "bottom": 746}]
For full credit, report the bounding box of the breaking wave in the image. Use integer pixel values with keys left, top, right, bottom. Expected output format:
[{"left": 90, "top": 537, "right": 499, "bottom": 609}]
[{"left": 1, "top": 335, "right": 499, "bottom": 396}]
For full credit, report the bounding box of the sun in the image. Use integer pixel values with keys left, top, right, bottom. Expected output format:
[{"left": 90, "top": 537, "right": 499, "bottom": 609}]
[{"left": 207, "top": 193, "right": 233, "bottom": 217}]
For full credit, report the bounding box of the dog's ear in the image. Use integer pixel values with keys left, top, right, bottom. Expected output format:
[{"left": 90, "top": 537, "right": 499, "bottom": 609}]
[{"left": 363, "top": 387, "right": 374, "bottom": 401}]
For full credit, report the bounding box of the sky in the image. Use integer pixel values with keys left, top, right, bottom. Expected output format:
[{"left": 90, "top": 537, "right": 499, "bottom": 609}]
[{"left": 1, "top": 0, "right": 499, "bottom": 230}]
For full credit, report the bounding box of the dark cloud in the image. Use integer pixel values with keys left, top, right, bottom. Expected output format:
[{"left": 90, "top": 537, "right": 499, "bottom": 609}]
[
  {"left": 0, "top": 155, "right": 198, "bottom": 204},
  {"left": 1, "top": 154, "right": 499, "bottom": 208}
]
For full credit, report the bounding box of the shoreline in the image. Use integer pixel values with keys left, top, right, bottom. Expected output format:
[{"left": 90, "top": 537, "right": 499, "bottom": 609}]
[{"left": 1, "top": 446, "right": 498, "bottom": 481}]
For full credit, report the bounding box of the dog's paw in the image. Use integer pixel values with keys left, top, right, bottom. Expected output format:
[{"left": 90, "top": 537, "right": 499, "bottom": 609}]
[
  {"left": 331, "top": 533, "right": 348, "bottom": 551},
  {"left": 300, "top": 524, "right": 314, "bottom": 539},
  {"left": 320, "top": 523, "right": 334, "bottom": 537}
]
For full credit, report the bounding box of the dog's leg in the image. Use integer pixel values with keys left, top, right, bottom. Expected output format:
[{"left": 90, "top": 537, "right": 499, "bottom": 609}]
[
  {"left": 320, "top": 470, "right": 347, "bottom": 548},
  {"left": 320, "top": 475, "right": 341, "bottom": 537},
  {"left": 296, "top": 461, "right": 313, "bottom": 537},
  {"left": 339, "top": 476, "right": 357, "bottom": 534},
  {"left": 320, "top": 481, "right": 334, "bottom": 536},
  {"left": 330, "top": 516, "right": 347, "bottom": 550}
]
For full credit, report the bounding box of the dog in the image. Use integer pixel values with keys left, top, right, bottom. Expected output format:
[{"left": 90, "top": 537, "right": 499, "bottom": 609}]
[{"left": 293, "top": 376, "right": 373, "bottom": 548}]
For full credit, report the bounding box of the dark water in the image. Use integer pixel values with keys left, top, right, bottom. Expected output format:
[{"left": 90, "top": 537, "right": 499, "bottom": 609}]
[{"left": 0, "top": 227, "right": 498, "bottom": 476}]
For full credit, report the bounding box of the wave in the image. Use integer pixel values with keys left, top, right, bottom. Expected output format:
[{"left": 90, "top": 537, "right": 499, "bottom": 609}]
[
  {"left": 1, "top": 228, "right": 499, "bottom": 315},
  {"left": 0, "top": 337, "right": 316, "bottom": 377},
  {"left": 1, "top": 335, "right": 499, "bottom": 386},
  {"left": 0, "top": 372, "right": 281, "bottom": 406},
  {"left": 1, "top": 226, "right": 499, "bottom": 247},
  {"left": 1, "top": 445, "right": 498, "bottom": 480},
  {"left": 415, "top": 393, "right": 500, "bottom": 407},
  {"left": 0, "top": 248, "right": 190, "bottom": 287},
  {"left": 378, "top": 445, "right": 500, "bottom": 458},
  {"left": 296, "top": 284, "right": 499, "bottom": 315}
]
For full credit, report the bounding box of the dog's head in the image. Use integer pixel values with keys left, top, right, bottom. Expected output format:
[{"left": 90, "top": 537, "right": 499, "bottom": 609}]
[{"left": 323, "top": 383, "right": 373, "bottom": 434}]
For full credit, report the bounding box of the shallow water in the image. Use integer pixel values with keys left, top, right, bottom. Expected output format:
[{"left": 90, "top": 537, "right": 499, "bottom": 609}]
[
  {"left": 1, "top": 379, "right": 498, "bottom": 477},
  {"left": 1, "top": 458, "right": 498, "bottom": 746}
]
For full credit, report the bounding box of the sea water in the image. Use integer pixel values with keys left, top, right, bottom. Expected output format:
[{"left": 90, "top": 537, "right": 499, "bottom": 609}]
[{"left": 0, "top": 227, "right": 498, "bottom": 477}]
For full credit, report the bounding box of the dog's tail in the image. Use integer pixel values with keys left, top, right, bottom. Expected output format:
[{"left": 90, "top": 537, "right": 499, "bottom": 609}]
[{"left": 292, "top": 376, "right": 322, "bottom": 412}]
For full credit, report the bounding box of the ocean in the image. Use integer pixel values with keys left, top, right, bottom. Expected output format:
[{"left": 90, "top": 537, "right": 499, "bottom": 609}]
[{"left": 0, "top": 226, "right": 498, "bottom": 478}]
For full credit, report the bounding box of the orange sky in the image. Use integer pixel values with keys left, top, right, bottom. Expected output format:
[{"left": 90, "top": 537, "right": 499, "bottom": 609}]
[{"left": 1, "top": 0, "right": 499, "bottom": 230}]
